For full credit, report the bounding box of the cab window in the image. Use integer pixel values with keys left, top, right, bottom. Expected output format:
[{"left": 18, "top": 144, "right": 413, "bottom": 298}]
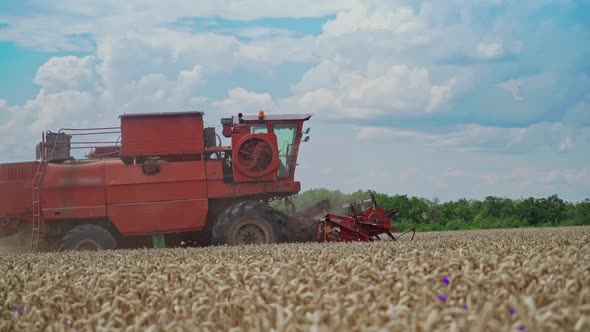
[
  {"left": 250, "top": 124, "right": 268, "bottom": 134},
  {"left": 274, "top": 123, "right": 297, "bottom": 178}
]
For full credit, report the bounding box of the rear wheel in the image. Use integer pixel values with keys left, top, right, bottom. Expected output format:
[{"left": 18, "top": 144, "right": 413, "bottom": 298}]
[
  {"left": 211, "top": 201, "right": 288, "bottom": 245},
  {"left": 58, "top": 224, "right": 117, "bottom": 251}
]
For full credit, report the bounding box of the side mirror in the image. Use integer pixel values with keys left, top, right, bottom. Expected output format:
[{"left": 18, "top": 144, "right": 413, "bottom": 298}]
[
  {"left": 304, "top": 128, "right": 310, "bottom": 134},
  {"left": 303, "top": 136, "right": 310, "bottom": 142}
]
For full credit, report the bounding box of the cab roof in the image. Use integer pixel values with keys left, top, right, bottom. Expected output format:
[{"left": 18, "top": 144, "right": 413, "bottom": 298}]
[{"left": 234, "top": 113, "right": 312, "bottom": 122}]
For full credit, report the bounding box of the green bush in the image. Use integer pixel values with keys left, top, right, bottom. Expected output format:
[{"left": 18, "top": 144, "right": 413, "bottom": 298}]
[{"left": 445, "top": 219, "right": 464, "bottom": 231}]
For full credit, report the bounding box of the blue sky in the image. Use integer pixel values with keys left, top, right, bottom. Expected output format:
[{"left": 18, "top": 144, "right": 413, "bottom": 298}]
[{"left": 0, "top": 0, "right": 589, "bottom": 201}]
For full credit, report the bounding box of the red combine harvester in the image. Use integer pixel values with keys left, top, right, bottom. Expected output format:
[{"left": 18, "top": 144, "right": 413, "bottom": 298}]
[{"left": 0, "top": 110, "right": 412, "bottom": 252}]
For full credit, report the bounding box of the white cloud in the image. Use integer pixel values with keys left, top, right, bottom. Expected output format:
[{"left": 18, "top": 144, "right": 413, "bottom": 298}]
[
  {"left": 427, "top": 81, "right": 456, "bottom": 113},
  {"left": 282, "top": 61, "right": 461, "bottom": 118},
  {"left": 0, "top": 54, "right": 207, "bottom": 162},
  {"left": 211, "top": 88, "right": 276, "bottom": 115},
  {"left": 438, "top": 166, "right": 590, "bottom": 191},
  {"left": 321, "top": 5, "right": 423, "bottom": 37},
  {"left": 0, "top": 1, "right": 356, "bottom": 51},
  {"left": 31, "top": 90, "right": 96, "bottom": 132},
  {"left": 541, "top": 167, "right": 590, "bottom": 187},
  {"left": 559, "top": 136, "right": 574, "bottom": 152},
  {"left": 33, "top": 56, "right": 99, "bottom": 93},
  {"left": 498, "top": 78, "right": 524, "bottom": 101},
  {"left": 476, "top": 42, "right": 504, "bottom": 59},
  {"left": 356, "top": 121, "right": 585, "bottom": 154},
  {"left": 497, "top": 73, "right": 554, "bottom": 103},
  {"left": 94, "top": 31, "right": 247, "bottom": 87}
]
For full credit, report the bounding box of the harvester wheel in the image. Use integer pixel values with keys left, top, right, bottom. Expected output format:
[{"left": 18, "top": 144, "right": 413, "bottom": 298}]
[
  {"left": 58, "top": 224, "right": 117, "bottom": 251},
  {"left": 211, "top": 201, "right": 287, "bottom": 246}
]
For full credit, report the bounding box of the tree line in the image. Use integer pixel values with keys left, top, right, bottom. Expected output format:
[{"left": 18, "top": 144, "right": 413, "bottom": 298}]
[{"left": 275, "top": 188, "right": 590, "bottom": 231}]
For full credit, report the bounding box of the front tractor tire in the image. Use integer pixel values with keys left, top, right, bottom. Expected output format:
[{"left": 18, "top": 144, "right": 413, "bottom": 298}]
[
  {"left": 211, "top": 201, "right": 288, "bottom": 246},
  {"left": 58, "top": 224, "right": 117, "bottom": 251}
]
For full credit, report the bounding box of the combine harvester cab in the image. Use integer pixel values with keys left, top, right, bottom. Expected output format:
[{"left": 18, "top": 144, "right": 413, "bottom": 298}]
[{"left": 0, "top": 110, "right": 328, "bottom": 252}]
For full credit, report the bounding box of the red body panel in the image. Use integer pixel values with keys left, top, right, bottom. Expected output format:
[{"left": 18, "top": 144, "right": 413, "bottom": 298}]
[
  {"left": 104, "top": 159, "right": 208, "bottom": 234},
  {"left": 0, "top": 162, "right": 37, "bottom": 236},
  {"left": 206, "top": 180, "right": 300, "bottom": 198},
  {"left": 120, "top": 112, "right": 205, "bottom": 157},
  {"left": 0, "top": 162, "right": 37, "bottom": 216},
  {"left": 108, "top": 199, "right": 208, "bottom": 234},
  {"left": 41, "top": 161, "right": 106, "bottom": 221}
]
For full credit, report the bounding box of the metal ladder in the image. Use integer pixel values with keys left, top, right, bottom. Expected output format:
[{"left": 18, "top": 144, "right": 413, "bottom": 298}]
[
  {"left": 31, "top": 162, "right": 48, "bottom": 251},
  {"left": 31, "top": 133, "right": 51, "bottom": 252}
]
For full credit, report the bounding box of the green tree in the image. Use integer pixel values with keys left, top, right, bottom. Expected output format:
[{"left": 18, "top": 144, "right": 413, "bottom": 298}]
[
  {"left": 544, "top": 194, "right": 567, "bottom": 225},
  {"left": 455, "top": 198, "right": 473, "bottom": 221},
  {"left": 574, "top": 199, "right": 590, "bottom": 225}
]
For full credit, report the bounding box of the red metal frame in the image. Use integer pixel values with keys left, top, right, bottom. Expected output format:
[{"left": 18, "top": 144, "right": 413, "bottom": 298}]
[
  {"left": 317, "top": 194, "right": 415, "bottom": 242},
  {"left": 120, "top": 112, "right": 205, "bottom": 158}
]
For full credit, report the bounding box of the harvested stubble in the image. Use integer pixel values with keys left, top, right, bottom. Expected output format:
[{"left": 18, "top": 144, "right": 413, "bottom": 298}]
[{"left": 1, "top": 227, "right": 589, "bottom": 332}]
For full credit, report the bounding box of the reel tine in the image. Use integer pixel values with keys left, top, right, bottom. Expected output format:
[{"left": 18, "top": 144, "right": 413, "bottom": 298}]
[{"left": 395, "top": 226, "right": 417, "bottom": 241}]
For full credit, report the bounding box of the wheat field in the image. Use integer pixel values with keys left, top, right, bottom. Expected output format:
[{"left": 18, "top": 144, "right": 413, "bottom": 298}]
[{"left": 1, "top": 226, "right": 589, "bottom": 331}]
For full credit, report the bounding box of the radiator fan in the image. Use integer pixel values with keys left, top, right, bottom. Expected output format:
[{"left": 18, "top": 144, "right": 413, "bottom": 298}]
[{"left": 233, "top": 134, "right": 279, "bottom": 179}]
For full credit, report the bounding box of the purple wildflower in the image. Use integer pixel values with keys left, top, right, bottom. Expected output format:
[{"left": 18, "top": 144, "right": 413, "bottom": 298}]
[
  {"left": 509, "top": 307, "right": 517, "bottom": 317},
  {"left": 13, "top": 305, "right": 24, "bottom": 314},
  {"left": 463, "top": 304, "right": 468, "bottom": 311},
  {"left": 518, "top": 325, "right": 526, "bottom": 331},
  {"left": 438, "top": 294, "right": 448, "bottom": 303},
  {"left": 442, "top": 275, "right": 450, "bottom": 286}
]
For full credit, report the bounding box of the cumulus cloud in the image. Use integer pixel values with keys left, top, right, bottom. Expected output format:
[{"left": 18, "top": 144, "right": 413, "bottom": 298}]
[
  {"left": 321, "top": 5, "right": 423, "bottom": 37},
  {"left": 31, "top": 90, "right": 96, "bottom": 132},
  {"left": 282, "top": 61, "right": 460, "bottom": 118},
  {"left": 211, "top": 88, "right": 276, "bottom": 115},
  {"left": 33, "top": 56, "right": 99, "bottom": 93}
]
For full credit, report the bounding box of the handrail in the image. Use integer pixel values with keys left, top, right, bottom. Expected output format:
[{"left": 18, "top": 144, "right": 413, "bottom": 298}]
[
  {"left": 40, "top": 126, "right": 122, "bottom": 162},
  {"left": 67, "top": 131, "right": 121, "bottom": 136},
  {"left": 57, "top": 127, "right": 120, "bottom": 131}
]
